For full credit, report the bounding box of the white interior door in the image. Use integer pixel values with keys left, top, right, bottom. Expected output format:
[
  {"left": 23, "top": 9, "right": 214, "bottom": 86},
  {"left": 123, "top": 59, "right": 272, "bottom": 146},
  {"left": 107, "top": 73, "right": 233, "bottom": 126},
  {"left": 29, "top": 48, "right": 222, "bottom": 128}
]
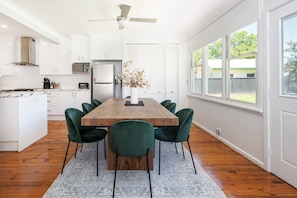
[{"left": 269, "top": 1, "right": 297, "bottom": 188}]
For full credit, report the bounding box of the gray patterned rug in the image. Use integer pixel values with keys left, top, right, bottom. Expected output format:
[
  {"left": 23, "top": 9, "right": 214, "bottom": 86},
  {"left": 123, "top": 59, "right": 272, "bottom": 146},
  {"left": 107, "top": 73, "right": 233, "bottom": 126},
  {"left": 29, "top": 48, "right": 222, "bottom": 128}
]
[{"left": 43, "top": 141, "right": 226, "bottom": 198}]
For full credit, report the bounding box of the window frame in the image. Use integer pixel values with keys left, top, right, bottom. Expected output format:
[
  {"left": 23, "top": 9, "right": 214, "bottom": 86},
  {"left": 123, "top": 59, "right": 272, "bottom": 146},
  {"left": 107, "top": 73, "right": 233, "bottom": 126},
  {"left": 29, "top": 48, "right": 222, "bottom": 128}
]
[{"left": 189, "top": 21, "right": 262, "bottom": 113}]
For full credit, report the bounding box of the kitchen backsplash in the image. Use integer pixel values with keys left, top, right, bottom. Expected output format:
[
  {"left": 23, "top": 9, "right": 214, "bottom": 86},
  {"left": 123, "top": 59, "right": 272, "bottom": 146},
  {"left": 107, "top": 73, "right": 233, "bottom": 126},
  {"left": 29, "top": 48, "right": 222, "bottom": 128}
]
[{"left": 0, "top": 66, "right": 90, "bottom": 90}]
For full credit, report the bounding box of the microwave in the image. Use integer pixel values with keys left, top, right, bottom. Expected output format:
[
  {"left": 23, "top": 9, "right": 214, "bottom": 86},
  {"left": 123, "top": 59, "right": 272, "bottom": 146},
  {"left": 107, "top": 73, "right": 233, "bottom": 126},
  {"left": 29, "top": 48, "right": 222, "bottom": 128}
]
[{"left": 72, "top": 63, "right": 90, "bottom": 74}]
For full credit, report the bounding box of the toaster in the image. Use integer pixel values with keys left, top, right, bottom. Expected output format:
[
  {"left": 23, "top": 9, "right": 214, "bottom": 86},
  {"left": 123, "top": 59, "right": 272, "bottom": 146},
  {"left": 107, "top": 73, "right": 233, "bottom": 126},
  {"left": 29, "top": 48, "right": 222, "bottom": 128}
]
[{"left": 78, "top": 82, "right": 89, "bottom": 89}]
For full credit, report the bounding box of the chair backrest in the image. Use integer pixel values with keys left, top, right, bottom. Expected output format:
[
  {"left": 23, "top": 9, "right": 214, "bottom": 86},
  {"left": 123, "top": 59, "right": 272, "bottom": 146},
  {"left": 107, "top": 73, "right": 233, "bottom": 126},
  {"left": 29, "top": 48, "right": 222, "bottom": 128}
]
[
  {"left": 160, "top": 99, "right": 171, "bottom": 107},
  {"left": 65, "top": 108, "right": 84, "bottom": 143},
  {"left": 109, "top": 120, "right": 154, "bottom": 157},
  {"left": 82, "top": 103, "right": 95, "bottom": 114},
  {"left": 166, "top": 102, "right": 176, "bottom": 113},
  {"left": 92, "top": 98, "right": 102, "bottom": 107},
  {"left": 175, "top": 108, "right": 194, "bottom": 142}
]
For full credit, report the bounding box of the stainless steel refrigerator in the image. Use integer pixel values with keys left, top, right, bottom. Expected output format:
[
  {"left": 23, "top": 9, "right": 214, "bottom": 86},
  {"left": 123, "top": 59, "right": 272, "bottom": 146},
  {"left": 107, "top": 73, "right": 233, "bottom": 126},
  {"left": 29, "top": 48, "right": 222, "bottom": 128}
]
[{"left": 92, "top": 64, "right": 116, "bottom": 102}]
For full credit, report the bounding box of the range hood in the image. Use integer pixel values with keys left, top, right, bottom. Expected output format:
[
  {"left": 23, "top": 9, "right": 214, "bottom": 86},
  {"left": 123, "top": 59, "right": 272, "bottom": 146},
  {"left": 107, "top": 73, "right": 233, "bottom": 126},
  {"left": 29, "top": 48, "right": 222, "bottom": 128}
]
[{"left": 14, "top": 37, "right": 38, "bottom": 66}]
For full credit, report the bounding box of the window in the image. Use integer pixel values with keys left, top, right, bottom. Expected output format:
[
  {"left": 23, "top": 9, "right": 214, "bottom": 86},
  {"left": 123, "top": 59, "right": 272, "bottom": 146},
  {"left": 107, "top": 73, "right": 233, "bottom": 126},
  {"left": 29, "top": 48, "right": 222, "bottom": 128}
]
[
  {"left": 207, "top": 39, "right": 223, "bottom": 97},
  {"left": 190, "top": 21, "right": 258, "bottom": 107},
  {"left": 191, "top": 48, "right": 203, "bottom": 94},
  {"left": 228, "top": 22, "right": 257, "bottom": 104}
]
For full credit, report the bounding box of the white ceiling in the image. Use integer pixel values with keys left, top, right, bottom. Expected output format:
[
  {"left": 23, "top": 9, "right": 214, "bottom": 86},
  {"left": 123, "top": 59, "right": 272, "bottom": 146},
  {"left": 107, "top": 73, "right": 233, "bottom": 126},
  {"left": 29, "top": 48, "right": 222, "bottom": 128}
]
[{"left": 0, "top": 0, "right": 240, "bottom": 39}]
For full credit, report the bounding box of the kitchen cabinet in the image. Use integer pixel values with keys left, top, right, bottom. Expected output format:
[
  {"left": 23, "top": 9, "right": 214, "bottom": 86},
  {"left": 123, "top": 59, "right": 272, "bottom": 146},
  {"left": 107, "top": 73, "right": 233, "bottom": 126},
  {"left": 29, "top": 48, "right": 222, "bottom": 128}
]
[
  {"left": 90, "top": 34, "right": 122, "bottom": 60},
  {"left": 124, "top": 43, "right": 179, "bottom": 104},
  {"left": 70, "top": 35, "right": 90, "bottom": 63},
  {"left": 0, "top": 92, "right": 47, "bottom": 151},
  {"left": 0, "top": 36, "right": 16, "bottom": 75},
  {"left": 39, "top": 36, "right": 71, "bottom": 75},
  {"left": 58, "top": 90, "right": 91, "bottom": 114},
  {"left": 125, "top": 44, "right": 165, "bottom": 102},
  {"left": 165, "top": 43, "right": 179, "bottom": 104},
  {"left": 46, "top": 90, "right": 59, "bottom": 115}
]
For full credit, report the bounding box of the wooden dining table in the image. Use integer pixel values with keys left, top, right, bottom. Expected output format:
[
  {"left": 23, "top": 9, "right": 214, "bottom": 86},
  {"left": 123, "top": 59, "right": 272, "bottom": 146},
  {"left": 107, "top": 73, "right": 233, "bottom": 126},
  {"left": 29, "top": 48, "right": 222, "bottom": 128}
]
[{"left": 81, "top": 98, "right": 179, "bottom": 170}]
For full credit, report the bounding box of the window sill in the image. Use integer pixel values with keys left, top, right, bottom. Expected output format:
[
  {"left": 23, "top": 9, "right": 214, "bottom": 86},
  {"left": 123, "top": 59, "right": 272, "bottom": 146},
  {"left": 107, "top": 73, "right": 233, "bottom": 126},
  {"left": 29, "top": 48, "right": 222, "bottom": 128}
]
[{"left": 188, "top": 93, "right": 263, "bottom": 114}]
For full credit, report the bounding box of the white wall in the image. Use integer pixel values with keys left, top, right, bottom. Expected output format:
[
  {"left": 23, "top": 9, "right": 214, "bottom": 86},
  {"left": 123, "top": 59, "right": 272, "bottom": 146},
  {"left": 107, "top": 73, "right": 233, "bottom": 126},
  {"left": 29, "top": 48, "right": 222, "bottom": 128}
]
[{"left": 187, "top": 0, "right": 265, "bottom": 168}]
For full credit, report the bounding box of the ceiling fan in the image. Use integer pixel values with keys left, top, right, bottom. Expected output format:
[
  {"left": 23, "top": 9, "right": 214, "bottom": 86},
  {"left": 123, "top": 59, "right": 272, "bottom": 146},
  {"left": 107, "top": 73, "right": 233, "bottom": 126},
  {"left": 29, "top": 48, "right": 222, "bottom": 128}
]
[{"left": 88, "top": 4, "right": 157, "bottom": 29}]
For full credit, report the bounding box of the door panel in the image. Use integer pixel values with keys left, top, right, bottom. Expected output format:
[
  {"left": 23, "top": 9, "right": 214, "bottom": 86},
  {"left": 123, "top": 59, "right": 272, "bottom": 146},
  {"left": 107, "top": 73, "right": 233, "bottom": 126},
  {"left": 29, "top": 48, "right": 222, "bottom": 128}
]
[{"left": 269, "top": 1, "right": 297, "bottom": 188}]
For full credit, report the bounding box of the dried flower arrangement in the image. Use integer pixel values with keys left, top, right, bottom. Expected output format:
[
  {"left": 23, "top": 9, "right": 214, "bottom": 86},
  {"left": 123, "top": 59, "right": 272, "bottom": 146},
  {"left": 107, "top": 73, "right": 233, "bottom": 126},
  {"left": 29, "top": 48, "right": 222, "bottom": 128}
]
[{"left": 116, "top": 61, "right": 150, "bottom": 88}]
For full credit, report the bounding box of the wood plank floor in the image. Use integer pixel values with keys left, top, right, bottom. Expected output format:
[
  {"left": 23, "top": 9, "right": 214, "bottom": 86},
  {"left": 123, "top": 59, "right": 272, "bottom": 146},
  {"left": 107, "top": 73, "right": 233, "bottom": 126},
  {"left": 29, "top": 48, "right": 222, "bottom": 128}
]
[{"left": 0, "top": 121, "right": 297, "bottom": 197}]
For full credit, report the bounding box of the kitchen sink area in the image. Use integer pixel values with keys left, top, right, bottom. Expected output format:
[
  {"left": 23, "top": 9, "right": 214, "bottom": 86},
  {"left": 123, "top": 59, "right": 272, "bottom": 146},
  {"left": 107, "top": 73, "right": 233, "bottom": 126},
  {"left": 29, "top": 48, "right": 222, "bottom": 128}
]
[{"left": 0, "top": 88, "right": 48, "bottom": 152}]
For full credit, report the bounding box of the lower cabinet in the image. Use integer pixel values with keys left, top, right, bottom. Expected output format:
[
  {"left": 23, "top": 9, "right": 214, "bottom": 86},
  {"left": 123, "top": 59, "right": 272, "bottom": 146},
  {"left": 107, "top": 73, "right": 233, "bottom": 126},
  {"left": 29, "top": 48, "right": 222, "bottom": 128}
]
[
  {"left": 46, "top": 90, "right": 91, "bottom": 119},
  {"left": 59, "top": 90, "right": 91, "bottom": 114}
]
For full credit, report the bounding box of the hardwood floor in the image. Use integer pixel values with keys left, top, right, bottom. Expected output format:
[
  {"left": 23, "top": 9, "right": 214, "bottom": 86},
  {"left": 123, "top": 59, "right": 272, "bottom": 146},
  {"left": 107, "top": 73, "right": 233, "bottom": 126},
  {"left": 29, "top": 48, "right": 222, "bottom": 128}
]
[{"left": 0, "top": 121, "right": 297, "bottom": 197}]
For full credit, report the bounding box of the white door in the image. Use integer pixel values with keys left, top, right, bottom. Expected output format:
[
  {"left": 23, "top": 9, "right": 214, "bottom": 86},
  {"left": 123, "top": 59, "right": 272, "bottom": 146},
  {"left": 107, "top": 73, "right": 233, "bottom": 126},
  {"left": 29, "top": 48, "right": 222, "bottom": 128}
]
[{"left": 269, "top": 1, "right": 297, "bottom": 188}]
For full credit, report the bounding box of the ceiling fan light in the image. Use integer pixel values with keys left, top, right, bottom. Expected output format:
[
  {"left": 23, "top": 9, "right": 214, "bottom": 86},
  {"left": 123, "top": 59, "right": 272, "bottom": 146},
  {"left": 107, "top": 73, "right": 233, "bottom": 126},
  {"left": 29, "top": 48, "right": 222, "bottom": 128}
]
[{"left": 117, "top": 17, "right": 128, "bottom": 26}]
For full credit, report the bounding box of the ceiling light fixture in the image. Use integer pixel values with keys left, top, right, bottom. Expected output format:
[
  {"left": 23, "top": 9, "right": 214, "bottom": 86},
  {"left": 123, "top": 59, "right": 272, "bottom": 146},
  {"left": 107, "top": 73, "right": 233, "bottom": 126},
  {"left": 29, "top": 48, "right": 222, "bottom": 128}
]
[
  {"left": 117, "top": 17, "right": 128, "bottom": 27},
  {"left": 1, "top": 24, "right": 7, "bottom": 28}
]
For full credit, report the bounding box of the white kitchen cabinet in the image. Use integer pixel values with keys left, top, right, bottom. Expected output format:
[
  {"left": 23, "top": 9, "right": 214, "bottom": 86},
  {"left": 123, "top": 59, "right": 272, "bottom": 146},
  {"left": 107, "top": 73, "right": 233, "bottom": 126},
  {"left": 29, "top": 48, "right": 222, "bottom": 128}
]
[
  {"left": 124, "top": 43, "right": 179, "bottom": 104},
  {"left": 165, "top": 43, "right": 179, "bottom": 104},
  {"left": 0, "top": 93, "right": 47, "bottom": 151},
  {"left": 58, "top": 90, "right": 91, "bottom": 114},
  {"left": 46, "top": 90, "right": 59, "bottom": 115},
  {"left": 39, "top": 39, "right": 57, "bottom": 75},
  {"left": 90, "top": 34, "right": 122, "bottom": 60},
  {"left": 70, "top": 35, "right": 90, "bottom": 63},
  {"left": 125, "top": 44, "right": 165, "bottom": 102},
  {"left": 39, "top": 37, "right": 71, "bottom": 75}
]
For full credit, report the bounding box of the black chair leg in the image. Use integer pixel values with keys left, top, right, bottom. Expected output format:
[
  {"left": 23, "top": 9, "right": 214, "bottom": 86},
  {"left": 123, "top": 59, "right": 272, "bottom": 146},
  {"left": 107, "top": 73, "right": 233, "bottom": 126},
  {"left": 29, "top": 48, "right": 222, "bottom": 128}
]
[
  {"left": 96, "top": 142, "right": 98, "bottom": 176},
  {"left": 80, "top": 143, "right": 83, "bottom": 152},
  {"left": 61, "top": 140, "right": 71, "bottom": 174},
  {"left": 146, "top": 149, "right": 152, "bottom": 198},
  {"left": 181, "top": 142, "right": 185, "bottom": 159},
  {"left": 175, "top": 143, "right": 178, "bottom": 154},
  {"left": 112, "top": 154, "right": 118, "bottom": 198},
  {"left": 187, "top": 140, "right": 197, "bottom": 174},
  {"left": 158, "top": 140, "right": 161, "bottom": 175},
  {"left": 74, "top": 143, "right": 79, "bottom": 158},
  {"left": 103, "top": 137, "right": 106, "bottom": 159}
]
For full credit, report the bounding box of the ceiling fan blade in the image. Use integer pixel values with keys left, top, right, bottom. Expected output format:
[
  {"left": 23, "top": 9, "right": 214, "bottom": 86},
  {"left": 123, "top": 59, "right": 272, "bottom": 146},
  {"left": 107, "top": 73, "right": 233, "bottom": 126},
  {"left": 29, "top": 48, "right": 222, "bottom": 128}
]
[
  {"left": 129, "top": 18, "right": 157, "bottom": 23},
  {"left": 119, "top": 4, "right": 131, "bottom": 18},
  {"left": 88, "top": 19, "right": 116, "bottom": 22}
]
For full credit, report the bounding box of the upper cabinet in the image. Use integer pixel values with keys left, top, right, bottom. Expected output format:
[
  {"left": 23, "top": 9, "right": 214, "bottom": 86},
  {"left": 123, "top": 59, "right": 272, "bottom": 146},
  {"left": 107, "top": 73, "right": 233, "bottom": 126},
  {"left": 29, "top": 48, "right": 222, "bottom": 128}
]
[
  {"left": 0, "top": 36, "right": 15, "bottom": 75},
  {"left": 90, "top": 34, "right": 122, "bottom": 60},
  {"left": 70, "top": 34, "right": 90, "bottom": 63},
  {"left": 39, "top": 36, "right": 71, "bottom": 75}
]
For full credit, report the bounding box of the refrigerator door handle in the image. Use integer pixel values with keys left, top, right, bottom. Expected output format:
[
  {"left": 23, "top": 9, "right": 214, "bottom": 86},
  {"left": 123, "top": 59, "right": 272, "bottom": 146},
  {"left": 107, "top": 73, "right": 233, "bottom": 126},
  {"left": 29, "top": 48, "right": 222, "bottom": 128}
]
[{"left": 94, "top": 82, "right": 113, "bottom": 84}]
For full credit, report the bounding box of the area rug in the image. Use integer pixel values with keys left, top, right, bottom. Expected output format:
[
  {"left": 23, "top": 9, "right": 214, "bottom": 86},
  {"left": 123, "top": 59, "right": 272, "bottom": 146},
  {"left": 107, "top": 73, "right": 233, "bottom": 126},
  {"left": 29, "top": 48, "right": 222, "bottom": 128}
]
[{"left": 43, "top": 141, "right": 226, "bottom": 198}]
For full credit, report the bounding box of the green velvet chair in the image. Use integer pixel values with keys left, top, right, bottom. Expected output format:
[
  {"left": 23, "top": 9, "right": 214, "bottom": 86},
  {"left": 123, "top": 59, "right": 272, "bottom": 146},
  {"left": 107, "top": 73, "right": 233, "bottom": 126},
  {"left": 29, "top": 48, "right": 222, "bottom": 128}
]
[
  {"left": 109, "top": 120, "right": 154, "bottom": 198},
  {"left": 61, "top": 108, "right": 107, "bottom": 176},
  {"left": 155, "top": 108, "right": 197, "bottom": 175},
  {"left": 165, "top": 102, "right": 176, "bottom": 113},
  {"left": 160, "top": 99, "right": 171, "bottom": 107},
  {"left": 82, "top": 102, "right": 96, "bottom": 114},
  {"left": 92, "top": 98, "right": 102, "bottom": 107}
]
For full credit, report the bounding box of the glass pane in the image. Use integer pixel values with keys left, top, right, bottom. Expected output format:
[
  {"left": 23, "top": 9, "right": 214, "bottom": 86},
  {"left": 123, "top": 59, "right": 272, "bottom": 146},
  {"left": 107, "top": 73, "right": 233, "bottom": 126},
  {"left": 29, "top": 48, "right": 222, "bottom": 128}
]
[
  {"left": 229, "top": 59, "right": 256, "bottom": 103},
  {"left": 207, "top": 39, "right": 222, "bottom": 97},
  {"left": 282, "top": 13, "right": 297, "bottom": 95},
  {"left": 228, "top": 22, "right": 257, "bottom": 104},
  {"left": 192, "top": 49, "right": 202, "bottom": 94}
]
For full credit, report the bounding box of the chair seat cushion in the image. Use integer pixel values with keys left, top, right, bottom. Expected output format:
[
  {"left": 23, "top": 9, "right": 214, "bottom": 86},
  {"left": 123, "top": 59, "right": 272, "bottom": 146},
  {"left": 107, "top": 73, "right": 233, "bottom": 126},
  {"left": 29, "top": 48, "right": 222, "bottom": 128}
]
[
  {"left": 155, "top": 126, "right": 179, "bottom": 142},
  {"left": 80, "top": 129, "right": 107, "bottom": 143}
]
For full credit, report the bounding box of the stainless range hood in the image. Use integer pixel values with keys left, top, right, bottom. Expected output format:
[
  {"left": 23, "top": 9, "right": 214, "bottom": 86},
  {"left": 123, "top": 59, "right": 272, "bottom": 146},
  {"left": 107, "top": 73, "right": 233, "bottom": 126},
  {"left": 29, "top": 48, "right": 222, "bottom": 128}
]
[{"left": 14, "top": 37, "right": 38, "bottom": 66}]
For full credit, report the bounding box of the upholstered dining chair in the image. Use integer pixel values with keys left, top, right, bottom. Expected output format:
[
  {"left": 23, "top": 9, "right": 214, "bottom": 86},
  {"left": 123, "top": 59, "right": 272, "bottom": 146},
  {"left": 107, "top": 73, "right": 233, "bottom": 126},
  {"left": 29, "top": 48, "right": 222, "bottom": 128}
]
[
  {"left": 165, "top": 102, "right": 176, "bottom": 113},
  {"left": 61, "top": 108, "right": 107, "bottom": 176},
  {"left": 160, "top": 99, "right": 171, "bottom": 107},
  {"left": 155, "top": 108, "right": 197, "bottom": 175},
  {"left": 109, "top": 120, "right": 154, "bottom": 198},
  {"left": 82, "top": 102, "right": 96, "bottom": 114},
  {"left": 92, "top": 98, "right": 102, "bottom": 107}
]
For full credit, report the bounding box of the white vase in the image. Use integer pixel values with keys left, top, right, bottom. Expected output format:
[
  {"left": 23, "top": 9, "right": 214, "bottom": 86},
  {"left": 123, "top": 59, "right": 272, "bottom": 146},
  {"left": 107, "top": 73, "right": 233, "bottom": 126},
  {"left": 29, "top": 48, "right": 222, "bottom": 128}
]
[{"left": 130, "top": 87, "right": 139, "bottom": 104}]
